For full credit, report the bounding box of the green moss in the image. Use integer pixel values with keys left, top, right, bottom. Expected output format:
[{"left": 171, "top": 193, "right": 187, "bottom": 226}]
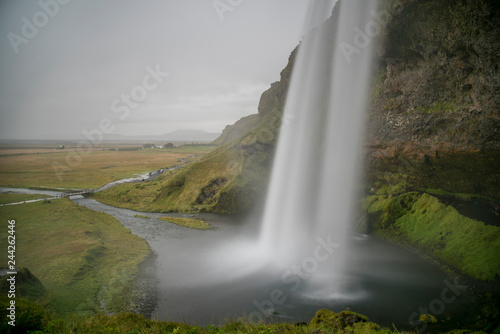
[
  {"left": 309, "top": 309, "right": 368, "bottom": 329},
  {"left": 367, "top": 192, "right": 500, "bottom": 280},
  {"left": 416, "top": 101, "right": 459, "bottom": 114},
  {"left": 420, "top": 314, "right": 438, "bottom": 324}
]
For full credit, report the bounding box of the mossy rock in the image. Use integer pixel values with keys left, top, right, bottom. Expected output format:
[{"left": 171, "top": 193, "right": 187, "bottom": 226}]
[
  {"left": 0, "top": 267, "right": 46, "bottom": 301},
  {"left": 310, "top": 309, "right": 342, "bottom": 328},
  {"left": 420, "top": 313, "right": 438, "bottom": 324},
  {"left": 353, "top": 321, "right": 381, "bottom": 331},
  {"left": 310, "top": 309, "right": 368, "bottom": 329}
]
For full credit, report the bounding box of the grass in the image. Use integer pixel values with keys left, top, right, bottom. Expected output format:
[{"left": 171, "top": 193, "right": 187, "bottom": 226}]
[
  {"left": 365, "top": 192, "right": 500, "bottom": 280},
  {"left": 0, "top": 198, "right": 150, "bottom": 317},
  {"left": 0, "top": 306, "right": 408, "bottom": 334},
  {"left": 92, "top": 145, "right": 244, "bottom": 213},
  {"left": 158, "top": 216, "right": 212, "bottom": 230},
  {"left": 0, "top": 192, "right": 52, "bottom": 204},
  {"left": 0, "top": 145, "right": 213, "bottom": 190}
]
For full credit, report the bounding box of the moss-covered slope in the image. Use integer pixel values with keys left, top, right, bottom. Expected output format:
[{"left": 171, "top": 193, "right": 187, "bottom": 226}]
[{"left": 365, "top": 191, "right": 500, "bottom": 280}]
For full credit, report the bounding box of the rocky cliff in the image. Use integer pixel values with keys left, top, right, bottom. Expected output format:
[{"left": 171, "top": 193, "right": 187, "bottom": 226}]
[
  {"left": 365, "top": 0, "right": 500, "bottom": 200},
  {"left": 370, "top": 0, "right": 500, "bottom": 152}
]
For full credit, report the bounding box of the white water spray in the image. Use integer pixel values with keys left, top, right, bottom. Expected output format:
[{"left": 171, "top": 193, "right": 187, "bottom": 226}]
[{"left": 259, "top": 0, "right": 379, "bottom": 295}]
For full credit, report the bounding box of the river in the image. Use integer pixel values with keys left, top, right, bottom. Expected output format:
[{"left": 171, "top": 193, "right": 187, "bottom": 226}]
[{"left": 71, "top": 196, "right": 474, "bottom": 330}]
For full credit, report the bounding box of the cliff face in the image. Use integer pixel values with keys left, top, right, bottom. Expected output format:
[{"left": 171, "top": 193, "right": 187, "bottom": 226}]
[
  {"left": 368, "top": 0, "right": 500, "bottom": 153},
  {"left": 361, "top": 0, "right": 500, "bottom": 292},
  {"left": 365, "top": 0, "right": 500, "bottom": 200}
]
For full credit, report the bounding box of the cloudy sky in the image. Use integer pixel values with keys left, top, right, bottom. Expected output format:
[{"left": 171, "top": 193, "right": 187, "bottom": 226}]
[{"left": 0, "top": 0, "right": 313, "bottom": 140}]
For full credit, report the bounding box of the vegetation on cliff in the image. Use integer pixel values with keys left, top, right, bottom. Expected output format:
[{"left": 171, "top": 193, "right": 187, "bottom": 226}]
[{"left": 365, "top": 191, "right": 500, "bottom": 280}]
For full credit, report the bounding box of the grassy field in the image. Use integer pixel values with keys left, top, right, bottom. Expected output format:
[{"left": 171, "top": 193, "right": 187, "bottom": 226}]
[
  {"left": 0, "top": 198, "right": 150, "bottom": 317},
  {"left": 0, "top": 144, "right": 215, "bottom": 190}
]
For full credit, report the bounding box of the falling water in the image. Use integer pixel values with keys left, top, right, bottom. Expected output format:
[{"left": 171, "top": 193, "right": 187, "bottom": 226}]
[{"left": 259, "top": 0, "right": 379, "bottom": 296}]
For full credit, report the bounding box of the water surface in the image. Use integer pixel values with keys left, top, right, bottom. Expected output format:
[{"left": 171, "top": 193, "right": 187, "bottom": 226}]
[{"left": 71, "top": 196, "right": 473, "bottom": 330}]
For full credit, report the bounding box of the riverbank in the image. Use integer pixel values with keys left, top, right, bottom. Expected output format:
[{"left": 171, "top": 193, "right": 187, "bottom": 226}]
[{"left": 0, "top": 199, "right": 150, "bottom": 317}]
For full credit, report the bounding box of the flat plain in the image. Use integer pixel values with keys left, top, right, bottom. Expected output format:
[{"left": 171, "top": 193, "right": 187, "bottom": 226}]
[{"left": 0, "top": 143, "right": 215, "bottom": 189}]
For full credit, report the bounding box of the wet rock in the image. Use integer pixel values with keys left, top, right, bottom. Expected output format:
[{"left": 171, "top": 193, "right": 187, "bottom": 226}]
[{"left": 420, "top": 313, "right": 438, "bottom": 324}]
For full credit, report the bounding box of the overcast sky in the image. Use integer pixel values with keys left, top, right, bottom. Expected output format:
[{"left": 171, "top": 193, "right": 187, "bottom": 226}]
[{"left": 0, "top": 0, "right": 313, "bottom": 140}]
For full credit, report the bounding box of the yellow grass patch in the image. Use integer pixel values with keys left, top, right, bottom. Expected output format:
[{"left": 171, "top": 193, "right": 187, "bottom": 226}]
[{"left": 158, "top": 216, "right": 212, "bottom": 230}]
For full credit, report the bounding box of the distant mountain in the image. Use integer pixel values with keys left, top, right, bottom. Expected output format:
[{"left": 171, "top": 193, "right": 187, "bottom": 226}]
[
  {"left": 163, "top": 129, "right": 220, "bottom": 142},
  {"left": 101, "top": 129, "right": 220, "bottom": 143},
  {"left": 1, "top": 129, "right": 221, "bottom": 143}
]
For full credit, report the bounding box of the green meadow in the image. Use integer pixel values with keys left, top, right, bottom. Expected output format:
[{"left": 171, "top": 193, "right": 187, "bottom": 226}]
[{"left": 0, "top": 199, "right": 150, "bottom": 317}]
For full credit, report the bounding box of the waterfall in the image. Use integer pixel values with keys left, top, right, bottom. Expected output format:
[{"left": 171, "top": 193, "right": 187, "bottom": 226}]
[{"left": 259, "top": 0, "right": 379, "bottom": 296}]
